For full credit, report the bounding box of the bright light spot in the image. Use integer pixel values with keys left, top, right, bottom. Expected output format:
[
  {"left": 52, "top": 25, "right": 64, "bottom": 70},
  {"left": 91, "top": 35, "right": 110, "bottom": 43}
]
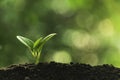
[
  {"left": 50, "top": 0, "right": 71, "bottom": 14},
  {"left": 98, "top": 19, "right": 114, "bottom": 37},
  {"left": 62, "top": 29, "right": 100, "bottom": 49},
  {"left": 81, "top": 53, "right": 98, "bottom": 65},
  {"left": 71, "top": 31, "right": 89, "bottom": 49},
  {"left": 52, "top": 51, "right": 72, "bottom": 63},
  {"left": 71, "top": 31, "right": 99, "bottom": 50}
]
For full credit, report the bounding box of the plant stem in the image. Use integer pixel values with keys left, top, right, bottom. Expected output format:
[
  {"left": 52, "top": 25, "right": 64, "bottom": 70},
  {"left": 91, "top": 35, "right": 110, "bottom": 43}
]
[{"left": 35, "top": 52, "right": 41, "bottom": 64}]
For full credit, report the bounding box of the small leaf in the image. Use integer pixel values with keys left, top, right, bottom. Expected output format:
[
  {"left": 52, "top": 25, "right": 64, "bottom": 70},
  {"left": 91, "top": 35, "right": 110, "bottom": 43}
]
[
  {"left": 34, "top": 33, "right": 56, "bottom": 51},
  {"left": 33, "top": 37, "right": 43, "bottom": 50},
  {"left": 42, "top": 33, "right": 56, "bottom": 44},
  {"left": 37, "top": 33, "right": 56, "bottom": 51},
  {"left": 17, "top": 36, "right": 34, "bottom": 49}
]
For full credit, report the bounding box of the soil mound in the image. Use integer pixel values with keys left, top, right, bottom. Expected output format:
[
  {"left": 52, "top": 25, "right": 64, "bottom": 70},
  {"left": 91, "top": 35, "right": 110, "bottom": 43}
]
[{"left": 0, "top": 62, "right": 120, "bottom": 80}]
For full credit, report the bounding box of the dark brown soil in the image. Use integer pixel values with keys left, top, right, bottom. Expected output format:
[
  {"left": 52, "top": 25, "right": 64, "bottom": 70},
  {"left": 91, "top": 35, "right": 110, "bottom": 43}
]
[{"left": 0, "top": 62, "right": 120, "bottom": 80}]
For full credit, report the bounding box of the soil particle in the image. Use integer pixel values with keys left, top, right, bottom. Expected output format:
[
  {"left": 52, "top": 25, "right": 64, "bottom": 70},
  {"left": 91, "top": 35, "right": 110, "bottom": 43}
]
[{"left": 0, "top": 62, "right": 120, "bottom": 80}]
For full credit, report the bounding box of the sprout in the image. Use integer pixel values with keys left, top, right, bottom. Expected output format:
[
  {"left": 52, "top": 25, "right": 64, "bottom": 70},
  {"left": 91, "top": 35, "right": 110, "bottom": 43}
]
[{"left": 17, "top": 33, "right": 56, "bottom": 64}]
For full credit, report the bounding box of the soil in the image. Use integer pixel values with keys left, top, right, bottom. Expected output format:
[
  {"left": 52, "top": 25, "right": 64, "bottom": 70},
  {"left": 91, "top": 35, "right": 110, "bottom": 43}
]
[{"left": 0, "top": 62, "right": 120, "bottom": 80}]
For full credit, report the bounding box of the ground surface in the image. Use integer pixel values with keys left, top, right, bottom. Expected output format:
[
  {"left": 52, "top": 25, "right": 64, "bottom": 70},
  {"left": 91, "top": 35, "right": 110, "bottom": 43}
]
[{"left": 0, "top": 62, "right": 120, "bottom": 80}]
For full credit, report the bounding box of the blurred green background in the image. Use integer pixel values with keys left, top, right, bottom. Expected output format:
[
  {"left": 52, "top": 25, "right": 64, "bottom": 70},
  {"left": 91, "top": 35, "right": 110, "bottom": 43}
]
[{"left": 0, "top": 0, "right": 120, "bottom": 67}]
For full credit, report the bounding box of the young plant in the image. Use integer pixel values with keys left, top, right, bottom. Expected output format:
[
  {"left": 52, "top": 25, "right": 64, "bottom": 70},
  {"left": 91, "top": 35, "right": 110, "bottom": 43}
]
[{"left": 16, "top": 33, "right": 56, "bottom": 64}]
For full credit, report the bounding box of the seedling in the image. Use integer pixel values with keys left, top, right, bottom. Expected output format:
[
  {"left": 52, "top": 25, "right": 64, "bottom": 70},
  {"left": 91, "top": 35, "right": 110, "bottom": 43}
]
[{"left": 17, "top": 33, "right": 56, "bottom": 64}]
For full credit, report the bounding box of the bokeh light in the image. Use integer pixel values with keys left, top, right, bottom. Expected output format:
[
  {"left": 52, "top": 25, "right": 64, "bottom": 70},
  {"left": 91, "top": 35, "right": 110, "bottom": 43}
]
[
  {"left": 0, "top": 0, "right": 120, "bottom": 67},
  {"left": 52, "top": 51, "right": 72, "bottom": 63}
]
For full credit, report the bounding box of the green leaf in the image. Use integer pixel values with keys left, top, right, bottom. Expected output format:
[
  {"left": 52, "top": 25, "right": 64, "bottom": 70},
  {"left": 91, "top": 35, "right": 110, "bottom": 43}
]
[
  {"left": 33, "top": 37, "right": 43, "bottom": 50},
  {"left": 42, "top": 33, "right": 56, "bottom": 45},
  {"left": 37, "top": 33, "right": 56, "bottom": 51},
  {"left": 16, "top": 36, "right": 34, "bottom": 49},
  {"left": 33, "top": 33, "right": 56, "bottom": 51}
]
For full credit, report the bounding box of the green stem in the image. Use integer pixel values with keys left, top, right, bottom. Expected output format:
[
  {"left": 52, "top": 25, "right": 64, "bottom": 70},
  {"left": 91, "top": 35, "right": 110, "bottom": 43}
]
[{"left": 35, "top": 52, "right": 41, "bottom": 64}]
